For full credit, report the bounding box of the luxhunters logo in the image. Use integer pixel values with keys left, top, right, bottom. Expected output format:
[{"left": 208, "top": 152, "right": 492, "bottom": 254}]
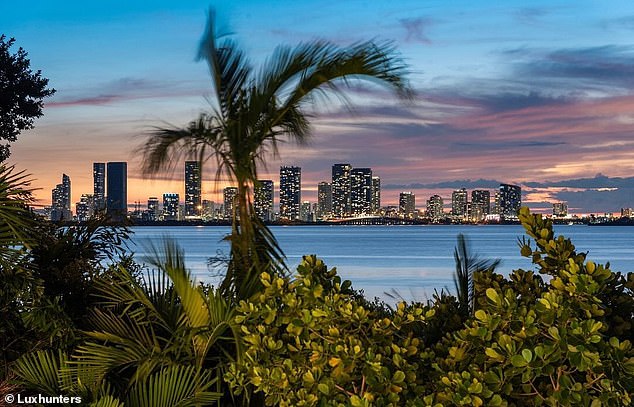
[{"left": 4, "top": 393, "right": 82, "bottom": 404}]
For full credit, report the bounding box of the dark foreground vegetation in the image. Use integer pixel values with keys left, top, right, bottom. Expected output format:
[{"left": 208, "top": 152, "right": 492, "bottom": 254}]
[{"left": 2, "top": 11, "right": 633, "bottom": 406}]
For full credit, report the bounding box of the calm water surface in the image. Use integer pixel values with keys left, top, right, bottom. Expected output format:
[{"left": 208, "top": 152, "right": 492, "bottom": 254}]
[{"left": 128, "top": 225, "right": 634, "bottom": 302}]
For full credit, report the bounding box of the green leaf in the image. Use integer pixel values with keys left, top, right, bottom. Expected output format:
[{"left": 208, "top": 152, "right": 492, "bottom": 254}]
[
  {"left": 511, "top": 355, "right": 528, "bottom": 367},
  {"left": 392, "top": 370, "right": 405, "bottom": 384},
  {"left": 317, "top": 383, "right": 330, "bottom": 395},
  {"left": 521, "top": 349, "right": 533, "bottom": 363}
]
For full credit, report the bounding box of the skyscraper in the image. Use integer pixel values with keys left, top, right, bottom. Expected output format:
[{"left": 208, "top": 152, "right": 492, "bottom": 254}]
[
  {"left": 147, "top": 197, "right": 159, "bottom": 221},
  {"left": 93, "top": 162, "right": 105, "bottom": 212},
  {"left": 279, "top": 166, "right": 301, "bottom": 221},
  {"left": 499, "top": 183, "right": 521, "bottom": 219},
  {"left": 427, "top": 194, "right": 444, "bottom": 222},
  {"left": 471, "top": 189, "right": 491, "bottom": 215},
  {"left": 184, "top": 161, "right": 201, "bottom": 217},
  {"left": 75, "top": 194, "right": 94, "bottom": 222},
  {"left": 162, "top": 193, "right": 179, "bottom": 221},
  {"left": 254, "top": 180, "right": 274, "bottom": 221},
  {"left": 371, "top": 176, "right": 381, "bottom": 214},
  {"left": 332, "top": 163, "right": 351, "bottom": 218},
  {"left": 452, "top": 188, "right": 468, "bottom": 218},
  {"left": 350, "top": 168, "right": 372, "bottom": 216},
  {"left": 553, "top": 202, "right": 568, "bottom": 217},
  {"left": 317, "top": 182, "right": 332, "bottom": 219},
  {"left": 223, "top": 186, "right": 238, "bottom": 219},
  {"left": 399, "top": 191, "right": 415, "bottom": 217},
  {"left": 106, "top": 162, "right": 127, "bottom": 220},
  {"left": 51, "top": 173, "right": 71, "bottom": 221}
]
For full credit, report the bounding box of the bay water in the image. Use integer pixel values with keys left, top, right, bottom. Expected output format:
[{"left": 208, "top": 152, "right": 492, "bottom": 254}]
[{"left": 128, "top": 225, "right": 633, "bottom": 303}]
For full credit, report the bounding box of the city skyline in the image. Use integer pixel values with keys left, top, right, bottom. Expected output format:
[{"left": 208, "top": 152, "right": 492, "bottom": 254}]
[{"left": 3, "top": 1, "right": 634, "bottom": 212}]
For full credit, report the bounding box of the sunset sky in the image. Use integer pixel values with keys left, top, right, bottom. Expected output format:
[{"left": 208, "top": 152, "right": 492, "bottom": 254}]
[{"left": 2, "top": 0, "right": 634, "bottom": 213}]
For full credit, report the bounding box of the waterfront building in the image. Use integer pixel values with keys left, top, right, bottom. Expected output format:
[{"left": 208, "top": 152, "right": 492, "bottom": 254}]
[
  {"left": 499, "top": 183, "right": 522, "bottom": 219},
  {"left": 553, "top": 202, "right": 568, "bottom": 217},
  {"left": 223, "top": 187, "right": 238, "bottom": 219},
  {"left": 371, "top": 176, "right": 381, "bottom": 214},
  {"left": 51, "top": 173, "right": 72, "bottom": 221},
  {"left": 452, "top": 188, "right": 468, "bottom": 218},
  {"left": 75, "top": 194, "right": 93, "bottom": 222},
  {"left": 492, "top": 191, "right": 501, "bottom": 215},
  {"left": 162, "top": 193, "right": 179, "bottom": 221},
  {"left": 471, "top": 190, "right": 491, "bottom": 215},
  {"left": 184, "top": 161, "right": 201, "bottom": 217},
  {"left": 280, "top": 166, "right": 301, "bottom": 221},
  {"left": 332, "top": 163, "right": 351, "bottom": 218},
  {"left": 317, "top": 182, "right": 332, "bottom": 219},
  {"left": 427, "top": 194, "right": 444, "bottom": 222},
  {"left": 350, "top": 168, "right": 372, "bottom": 216},
  {"left": 201, "top": 200, "right": 215, "bottom": 220},
  {"left": 254, "top": 180, "right": 274, "bottom": 221},
  {"left": 93, "top": 162, "right": 105, "bottom": 212},
  {"left": 147, "top": 197, "right": 159, "bottom": 221},
  {"left": 399, "top": 191, "right": 415, "bottom": 218},
  {"left": 106, "top": 162, "right": 127, "bottom": 220},
  {"left": 300, "top": 201, "right": 313, "bottom": 222}
]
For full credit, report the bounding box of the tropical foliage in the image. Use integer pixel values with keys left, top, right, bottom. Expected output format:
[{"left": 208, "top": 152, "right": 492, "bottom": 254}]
[{"left": 140, "top": 11, "right": 412, "bottom": 301}]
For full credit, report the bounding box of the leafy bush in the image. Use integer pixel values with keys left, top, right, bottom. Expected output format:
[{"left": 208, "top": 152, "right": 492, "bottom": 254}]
[
  {"left": 425, "top": 208, "right": 634, "bottom": 406},
  {"left": 226, "top": 255, "right": 436, "bottom": 406}
]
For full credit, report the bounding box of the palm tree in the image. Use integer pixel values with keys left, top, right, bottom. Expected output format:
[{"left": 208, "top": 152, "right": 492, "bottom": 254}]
[
  {"left": 453, "top": 233, "right": 500, "bottom": 318},
  {"left": 141, "top": 11, "right": 412, "bottom": 300}
]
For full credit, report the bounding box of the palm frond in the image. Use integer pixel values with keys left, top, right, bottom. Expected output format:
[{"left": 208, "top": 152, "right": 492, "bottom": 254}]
[
  {"left": 12, "top": 349, "right": 67, "bottom": 395},
  {"left": 125, "top": 365, "right": 221, "bottom": 407}
]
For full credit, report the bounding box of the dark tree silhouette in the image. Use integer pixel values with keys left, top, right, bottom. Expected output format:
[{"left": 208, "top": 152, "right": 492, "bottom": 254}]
[{"left": 0, "top": 35, "right": 55, "bottom": 161}]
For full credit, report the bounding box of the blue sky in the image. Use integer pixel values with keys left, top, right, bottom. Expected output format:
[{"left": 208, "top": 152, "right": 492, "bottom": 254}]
[{"left": 2, "top": 1, "right": 634, "bottom": 212}]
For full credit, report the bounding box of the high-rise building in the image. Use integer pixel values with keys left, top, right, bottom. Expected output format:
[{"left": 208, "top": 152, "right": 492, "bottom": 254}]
[
  {"left": 427, "top": 194, "right": 444, "bottom": 222},
  {"left": 184, "top": 161, "right": 201, "bottom": 217},
  {"left": 452, "top": 188, "right": 468, "bottom": 218},
  {"left": 350, "top": 168, "right": 372, "bottom": 216},
  {"left": 553, "top": 202, "right": 568, "bottom": 217},
  {"left": 499, "top": 183, "right": 522, "bottom": 219},
  {"left": 223, "top": 186, "right": 238, "bottom": 219},
  {"left": 300, "top": 201, "right": 313, "bottom": 222},
  {"left": 317, "top": 182, "right": 332, "bottom": 219},
  {"left": 492, "top": 191, "right": 501, "bottom": 215},
  {"left": 93, "top": 162, "right": 105, "bottom": 212},
  {"left": 75, "top": 194, "right": 93, "bottom": 222},
  {"left": 399, "top": 191, "right": 415, "bottom": 217},
  {"left": 51, "top": 173, "right": 71, "bottom": 221},
  {"left": 471, "top": 190, "right": 491, "bottom": 215},
  {"left": 147, "top": 197, "right": 159, "bottom": 221},
  {"left": 162, "top": 193, "right": 179, "bottom": 220},
  {"left": 371, "top": 176, "right": 381, "bottom": 214},
  {"left": 332, "top": 163, "right": 351, "bottom": 218},
  {"left": 279, "top": 166, "right": 301, "bottom": 221},
  {"left": 201, "top": 200, "right": 216, "bottom": 220},
  {"left": 106, "top": 162, "right": 127, "bottom": 220},
  {"left": 254, "top": 180, "right": 274, "bottom": 221}
]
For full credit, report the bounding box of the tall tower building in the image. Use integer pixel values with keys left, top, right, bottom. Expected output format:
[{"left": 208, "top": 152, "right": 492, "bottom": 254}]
[
  {"left": 332, "top": 163, "right": 351, "bottom": 218},
  {"left": 223, "top": 186, "right": 238, "bottom": 219},
  {"left": 399, "top": 191, "right": 416, "bottom": 217},
  {"left": 553, "top": 202, "right": 568, "bottom": 217},
  {"left": 452, "top": 188, "right": 468, "bottom": 218},
  {"left": 350, "top": 168, "right": 372, "bottom": 216},
  {"left": 51, "top": 173, "right": 71, "bottom": 221},
  {"left": 471, "top": 190, "right": 491, "bottom": 215},
  {"left": 162, "top": 193, "right": 179, "bottom": 221},
  {"left": 254, "top": 180, "right": 274, "bottom": 221},
  {"left": 371, "top": 176, "right": 381, "bottom": 214},
  {"left": 427, "top": 194, "right": 444, "bottom": 222},
  {"left": 93, "top": 162, "right": 105, "bottom": 212},
  {"left": 147, "top": 197, "right": 159, "bottom": 221},
  {"left": 184, "top": 161, "right": 201, "bottom": 217},
  {"left": 279, "top": 166, "right": 301, "bottom": 221},
  {"left": 106, "top": 162, "right": 127, "bottom": 220},
  {"left": 499, "top": 183, "right": 521, "bottom": 219},
  {"left": 317, "top": 182, "right": 332, "bottom": 219}
]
